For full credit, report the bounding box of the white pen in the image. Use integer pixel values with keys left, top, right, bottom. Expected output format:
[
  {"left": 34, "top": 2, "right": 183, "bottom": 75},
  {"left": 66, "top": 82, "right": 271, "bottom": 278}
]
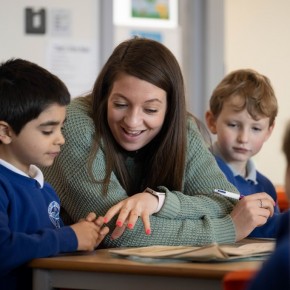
[{"left": 214, "top": 189, "right": 244, "bottom": 200}]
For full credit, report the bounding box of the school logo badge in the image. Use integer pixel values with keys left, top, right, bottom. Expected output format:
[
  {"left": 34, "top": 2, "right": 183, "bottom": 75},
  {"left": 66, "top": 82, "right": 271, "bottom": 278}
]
[{"left": 48, "top": 201, "right": 61, "bottom": 228}]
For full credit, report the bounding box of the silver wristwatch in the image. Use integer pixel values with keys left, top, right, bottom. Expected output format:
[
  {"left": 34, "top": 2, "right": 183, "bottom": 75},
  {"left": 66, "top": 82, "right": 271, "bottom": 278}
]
[
  {"left": 144, "top": 187, "right": 165, "bottom": 197},
  {"left": 144, "top": 188, "right": 165, "bottom": 212}
]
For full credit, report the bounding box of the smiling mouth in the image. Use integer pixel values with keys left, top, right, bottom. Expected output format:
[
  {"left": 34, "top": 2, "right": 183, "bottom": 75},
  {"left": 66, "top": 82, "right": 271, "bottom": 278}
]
[{"left": 122, "top": 128, "right": 144, "bottom": 136}]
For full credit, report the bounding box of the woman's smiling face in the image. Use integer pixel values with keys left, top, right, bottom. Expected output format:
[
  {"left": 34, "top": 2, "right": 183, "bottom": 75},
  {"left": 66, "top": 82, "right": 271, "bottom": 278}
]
[{"left": 107, "top": 73, "right": 167, "bottom": 152}]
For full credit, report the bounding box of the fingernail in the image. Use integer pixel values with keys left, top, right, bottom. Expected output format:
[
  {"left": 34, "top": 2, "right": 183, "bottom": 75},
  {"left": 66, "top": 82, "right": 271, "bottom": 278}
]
[
  {"left": 128, "top": 223, "right": 133, "bottom": 229},
  {"left": 116, "top": 220, "right": 122, "bottom": 227},
  {"left": 146, "top": 229, "right": 151, "bottom": 235},
  {"left": 104, "top": 217, "right": 108, "bottom": 223}
]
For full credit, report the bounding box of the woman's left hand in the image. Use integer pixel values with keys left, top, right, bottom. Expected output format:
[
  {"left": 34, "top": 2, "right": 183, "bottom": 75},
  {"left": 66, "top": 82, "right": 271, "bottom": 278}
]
[{"left": 104, "top": 192, "right": 159, "bottom": 239}]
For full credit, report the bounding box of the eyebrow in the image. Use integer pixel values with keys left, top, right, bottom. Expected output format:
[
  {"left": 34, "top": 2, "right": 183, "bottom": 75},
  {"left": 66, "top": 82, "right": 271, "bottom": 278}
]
[
  {"left": 38, "top": 118, "right": 67, "bottom": 127},
  {"left": 112, "top": 94, "right": 164, "bottom": 104},
  {"left": 144, "top": 98, "right": 164, "bottom": 104}
]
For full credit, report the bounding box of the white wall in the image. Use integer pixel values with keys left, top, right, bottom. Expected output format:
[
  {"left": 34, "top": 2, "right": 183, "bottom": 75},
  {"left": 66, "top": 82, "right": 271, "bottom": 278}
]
[
  {"left": 0, "top": 0, "right": 100, "bottom": 97},
  {"left": 1, "top": 0, "right": 287, "bottom": 186},
  {"left": 224, "top": 0, "right": 290, "bottom": 185}
]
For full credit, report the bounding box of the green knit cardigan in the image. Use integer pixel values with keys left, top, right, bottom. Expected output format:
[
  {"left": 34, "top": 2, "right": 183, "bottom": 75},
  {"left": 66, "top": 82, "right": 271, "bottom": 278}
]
[{"left": 43, "top": 98, "right": 239, "bottom": 247}]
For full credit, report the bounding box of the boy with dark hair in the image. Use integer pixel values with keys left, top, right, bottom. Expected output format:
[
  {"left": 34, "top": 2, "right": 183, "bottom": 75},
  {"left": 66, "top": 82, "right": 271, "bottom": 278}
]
[
  {"left": 0, "top": 58, "right": 109, "bottom": 290},
  {"left": 205, "top": 68, "right": 279, "bottom": 238}
]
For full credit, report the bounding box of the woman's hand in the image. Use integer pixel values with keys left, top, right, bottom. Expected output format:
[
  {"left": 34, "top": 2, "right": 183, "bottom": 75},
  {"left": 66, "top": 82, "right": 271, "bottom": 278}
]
[
  {"left": 104, "top": 192, "right": 159, "bottom": 239},
  {"left": 230, "top": 192, "right": 275, "bottom": 241}
]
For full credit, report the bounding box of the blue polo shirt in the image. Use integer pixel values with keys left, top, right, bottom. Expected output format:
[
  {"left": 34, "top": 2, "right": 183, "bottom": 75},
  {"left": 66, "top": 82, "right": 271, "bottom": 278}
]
[{"left": 211, "top": 143, "right": 280, "bottom": 238}]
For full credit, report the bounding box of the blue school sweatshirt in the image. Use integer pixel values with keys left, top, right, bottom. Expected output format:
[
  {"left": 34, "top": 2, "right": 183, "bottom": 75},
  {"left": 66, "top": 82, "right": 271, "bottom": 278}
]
[
  {"left": 247, "top": 210, "right": 290, "bottom": 290},
  {"left": 215, "top": 156, "right": 280, "bottom": 238},
  {"left": 0, "top": 164, "right": 77, "bottom": 290}
]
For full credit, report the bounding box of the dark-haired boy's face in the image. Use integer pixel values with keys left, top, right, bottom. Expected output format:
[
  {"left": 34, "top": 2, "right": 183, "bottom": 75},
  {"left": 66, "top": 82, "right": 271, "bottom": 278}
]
[{"left": 2, "top": 104, "right": 66, "bottom": 175}]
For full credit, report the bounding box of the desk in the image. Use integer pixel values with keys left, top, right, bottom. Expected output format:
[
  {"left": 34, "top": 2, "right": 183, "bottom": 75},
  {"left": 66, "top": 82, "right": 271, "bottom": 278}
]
[{"left": 29, "top": 249, "right": 263, "bottom": 290}]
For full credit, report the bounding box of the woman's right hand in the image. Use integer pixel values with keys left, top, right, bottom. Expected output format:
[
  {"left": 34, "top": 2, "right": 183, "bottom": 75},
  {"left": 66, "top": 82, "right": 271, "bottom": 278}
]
[
  {"left": 230, "top": 192, "right": 275, "bottom": 241},
  {"left": 104, "top": 191, "right": 159, "bottom": 239}
]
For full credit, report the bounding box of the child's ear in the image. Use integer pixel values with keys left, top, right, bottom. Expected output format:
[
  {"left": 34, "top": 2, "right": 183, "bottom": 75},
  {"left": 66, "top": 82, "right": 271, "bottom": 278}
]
[
  {"left": 264, "top": 121, "right": 275, "bottom": 142},
  {"left": 0, "top": 121, "right": 13, "bottom": 144},
  {"left": 205, "top": 111, "right": 217, "bottom": 134}
]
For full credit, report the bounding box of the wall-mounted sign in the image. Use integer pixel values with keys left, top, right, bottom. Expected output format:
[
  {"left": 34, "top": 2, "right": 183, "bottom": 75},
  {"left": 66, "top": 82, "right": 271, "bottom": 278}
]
[
  {"left": 46, "top": 40, "right": 98, "bottom": 98},
  {"left": 50, "top": 9, "right": 71, "bottom": 37},
  {"left": 25, "top": 8, "right": 46, "bottom": 34}
]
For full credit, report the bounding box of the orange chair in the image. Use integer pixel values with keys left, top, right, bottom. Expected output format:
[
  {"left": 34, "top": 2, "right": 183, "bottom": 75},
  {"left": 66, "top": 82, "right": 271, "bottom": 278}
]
[
  {"left": 276, "top": 185, "right": 289, "bottom": 212},
  {"left": 223, "top": 269, "right": 257, "bottom": 290}
]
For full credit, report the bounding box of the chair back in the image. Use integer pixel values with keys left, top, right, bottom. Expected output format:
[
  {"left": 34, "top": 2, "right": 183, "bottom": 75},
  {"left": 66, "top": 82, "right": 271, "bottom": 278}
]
[{"left": 223, "top": 270, "right": 257, "bottom": 290}]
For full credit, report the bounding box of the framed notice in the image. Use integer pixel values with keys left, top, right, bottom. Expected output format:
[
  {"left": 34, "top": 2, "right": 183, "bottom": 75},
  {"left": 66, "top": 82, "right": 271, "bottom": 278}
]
[{"left": 113, "top": 0, "right": 178, "bottom": 28}]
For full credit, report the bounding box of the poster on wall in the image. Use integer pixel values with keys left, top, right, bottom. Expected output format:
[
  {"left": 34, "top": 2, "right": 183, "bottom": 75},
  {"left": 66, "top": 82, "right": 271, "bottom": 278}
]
[
  {"left": 130, "top": 30, "right": 163, "bottom": 42},
  {"left": 49, "top": 9, "right": 71, "bottom": 37},
  {"left": 113, "top": 0, "right": 178, "bottom": 28},
  {"left": 46, "top": 40, "right": 98, "bottom": 98}
]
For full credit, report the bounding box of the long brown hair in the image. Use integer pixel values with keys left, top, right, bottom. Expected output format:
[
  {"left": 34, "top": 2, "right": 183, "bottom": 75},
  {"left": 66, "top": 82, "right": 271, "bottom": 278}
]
[{"left": 82, "top": 38, "right": 187, "bottom": 194}]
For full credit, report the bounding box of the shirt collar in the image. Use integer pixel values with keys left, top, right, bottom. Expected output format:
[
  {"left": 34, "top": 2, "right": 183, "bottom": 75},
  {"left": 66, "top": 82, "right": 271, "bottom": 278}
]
[
  {"left": 0, "top": 159, "right": 44, "bottom": 188},
  {"left": 211, "top": 142, "right": 257, "bottom": 184}
]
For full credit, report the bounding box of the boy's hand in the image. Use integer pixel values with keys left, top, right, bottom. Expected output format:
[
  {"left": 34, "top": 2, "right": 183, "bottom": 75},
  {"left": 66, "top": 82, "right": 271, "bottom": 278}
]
[
  {"left": 230, "top": 192, "right": 275, "bottom": 241},
  {"left": 70, "top": 213, "right": 109, "bottom": 251}
]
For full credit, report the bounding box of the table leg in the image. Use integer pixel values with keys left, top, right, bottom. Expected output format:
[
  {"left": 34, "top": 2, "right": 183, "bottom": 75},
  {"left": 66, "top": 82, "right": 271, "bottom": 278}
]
[{"left": 32, "top": 269, "right": 55, "bottom": 290}]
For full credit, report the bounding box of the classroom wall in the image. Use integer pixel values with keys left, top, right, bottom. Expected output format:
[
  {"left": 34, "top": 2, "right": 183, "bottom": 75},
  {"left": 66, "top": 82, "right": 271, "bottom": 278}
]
[
  {"left": 0, "top": 0, "right": 100, "bottom": 98},
  {"left": 0, "top": 0, "right": 287, "bottom": 186},
  {"left": 224, "top": 0, "right": 290, "bottom": 186}
]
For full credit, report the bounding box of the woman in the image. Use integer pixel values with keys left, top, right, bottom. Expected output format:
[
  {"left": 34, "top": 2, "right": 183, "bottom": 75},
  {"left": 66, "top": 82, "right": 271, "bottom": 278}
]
[{"left": 43, "top": 38, "right": 275, "bottom": 247}]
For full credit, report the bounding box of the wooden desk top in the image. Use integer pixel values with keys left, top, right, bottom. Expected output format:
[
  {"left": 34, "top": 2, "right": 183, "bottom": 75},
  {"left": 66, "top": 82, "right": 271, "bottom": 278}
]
[{"left": 29, "top": 249, "right": 263, "bottom": 279}]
